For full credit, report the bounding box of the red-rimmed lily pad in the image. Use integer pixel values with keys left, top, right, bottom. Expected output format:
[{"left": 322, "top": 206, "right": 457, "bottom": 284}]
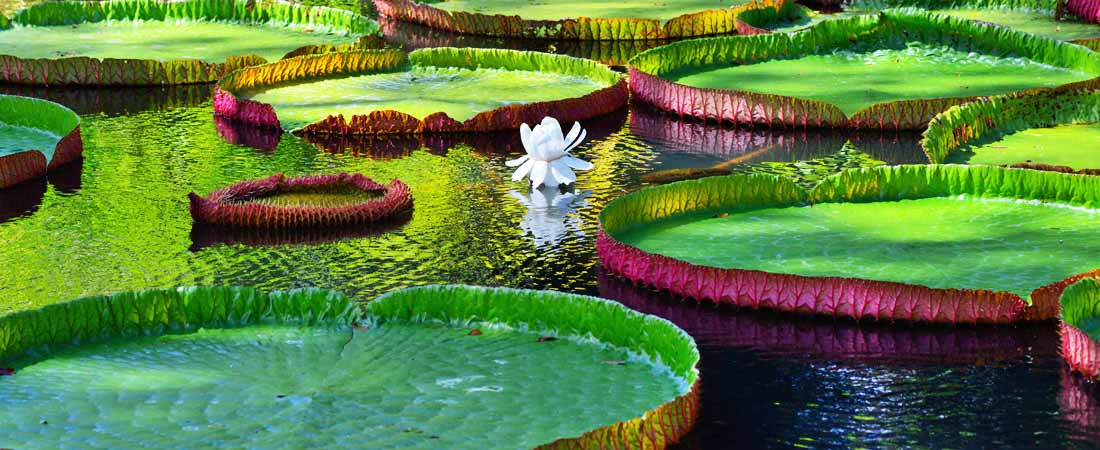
[
  {"left": 188, "top": 172, "right": 412, "bottom": 229},
  {"left": 628, "top": 10, "right": 1100, "bottom": 130},
  {"left": 0, "top": 94, "right": 81, "bottom": 189},
  {"left": 213, "top": 47, "right": 627, "bottom": 135},
  {"left": 0, "top": 285, "right": 699, "bottom": 449},
  {"left": 0, "top": 0, "right": 379, "bottom": 86},
  {"left": 599, "top": 270, "right": 1035, "bottom": 365},
  {"left": 1061, "top": 277, "right": 1100, "bottom": 381},
  {"left": 371, "top": 0, "right": 798, "bottom": 40},
  {"left": 598, "top": 164, "right": 1100, "bottom": 325}
]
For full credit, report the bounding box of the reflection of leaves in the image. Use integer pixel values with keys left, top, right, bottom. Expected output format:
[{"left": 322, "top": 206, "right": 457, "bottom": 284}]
[{"left": 731, "top": 142, "right": 885, "bottom": 190}]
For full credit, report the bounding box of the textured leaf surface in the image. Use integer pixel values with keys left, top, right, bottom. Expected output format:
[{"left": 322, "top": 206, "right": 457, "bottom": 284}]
[
  {"left": 0, "top": 322, "right": 683, "bottom": 449},
  {"left": 0, "top": 285, "right": 700, "bottom": 449}
]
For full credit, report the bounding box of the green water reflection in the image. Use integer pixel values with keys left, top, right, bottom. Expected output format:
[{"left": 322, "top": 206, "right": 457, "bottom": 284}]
[{"left": 0, "top": 97, "right": 920, "bottom": 314}]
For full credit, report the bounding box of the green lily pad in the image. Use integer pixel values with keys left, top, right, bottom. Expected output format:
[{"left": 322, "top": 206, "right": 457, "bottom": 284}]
[
  {"left": 0, "top": 285, "right": 698, "bottom": 449},
  {"left": 667, "top": 41, "right": 1089, "bottom": 115},
  {"left": 0, "top": 95, "right": 78, "bottom": 164},
  {"left": 0, "top": 19, "right": 359, "bottom": 63},
  {"left": 216, "top": 47, "right": 626, "bottom": 135},
  {"left": 0, "top": 0, "right": 378, "bottom": 85},
  {"left": 0, "top": 123, "right": 60, "bottom": 162},
  {"left": 1063, "top": 278, "right": 1100, "bottom": 342},
  {"left": 599, "top": 165, "right": 1100, "bottom": 323},
  {"left": 628, "top": 10, "right": 1100, "bottom": 129},
  {"left": 924, "top": 89, "right": 1100, "bottom": 171},
  {"left": 617, "top": 189, "right": 1100, "bottom": 297},
  {"left": 936, "top": 9, "right": 1100, "bottom": 41},
  {"left": 249, "top": 64, "right": 607, "bottom": 127},
  {"left": 844, "top": 0, "right": 1100, "bottom": 42},
  {"left": 952, "top": 123, "right": 1100, "bottom": 169},
  {"left": 428, "top": 0, "right": 750, "bottom": 21}
]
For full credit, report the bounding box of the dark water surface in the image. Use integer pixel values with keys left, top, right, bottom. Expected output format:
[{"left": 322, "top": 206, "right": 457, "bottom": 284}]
[{"left": 2, "top": 1, "right": 1099, "bottom": 448}]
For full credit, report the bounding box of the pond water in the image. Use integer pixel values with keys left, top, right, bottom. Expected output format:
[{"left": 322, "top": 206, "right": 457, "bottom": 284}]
[{"left": 1, "top": 1, "right": 1099, "bottom": 449}]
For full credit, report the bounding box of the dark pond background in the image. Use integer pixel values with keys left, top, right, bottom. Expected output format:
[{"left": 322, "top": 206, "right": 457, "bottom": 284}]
[{"left": 1, "top": 0, "right": 1098, "bottom": 448}]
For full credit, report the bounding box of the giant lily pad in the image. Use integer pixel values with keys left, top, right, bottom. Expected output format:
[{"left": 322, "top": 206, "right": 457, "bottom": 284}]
[
  {"left": 628, "top": 10, "right": 1100, "bottom": 130},
  {"left": 0, "top": 94, "right": 81, "bottom": 189},
  {"left": 0, "top": 285, "right": 699, "bottom": 449},
  {"left": 0, "top": 0, "right": 379, "bottom": 86},
  {"left": 598, "top": 164, "right": 1100, "bottom": 324},
  {"left": 188, "top": 173, "right": 413, "bottom": 229},
  {"left": 924, "top": 89, "right": 1100, "bottom": 173},
  {"left": 371, "top": 0, "right": 799, "bottom": 40},
  {"left": 846, "top": 0, "right": 1100, "bottom": 43},
  {"left": 1060, "top": 277, "right": 1100, "bottom": 380},
  {"left": 214, "top": 47, "right": 628, "bottom": 135}
]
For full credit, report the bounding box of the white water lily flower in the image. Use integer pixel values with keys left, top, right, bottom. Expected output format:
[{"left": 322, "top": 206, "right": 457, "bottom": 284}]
[
  {"left": 506, "top": 117, "right": 593, "bottom": 188},
  {"left": 509, "top": 187, "right": 592, "bottom": 249}
]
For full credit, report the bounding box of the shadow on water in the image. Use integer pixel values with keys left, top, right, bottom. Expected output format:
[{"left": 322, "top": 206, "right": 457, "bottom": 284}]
[
  {"left": 0, "top": 157, "right": 82, "bottom": 224},
  {"left": 598, "top": 271, "right": 1100, "bottom": 449},
  {"left": 0, "top": 83, "right": 213, "bottom": 116},
  {"left": 0, "top": 177, "right": 47, "bottom": 224},
  {"left": 629, "top": 103, "right": 929, "bottom": 166}
]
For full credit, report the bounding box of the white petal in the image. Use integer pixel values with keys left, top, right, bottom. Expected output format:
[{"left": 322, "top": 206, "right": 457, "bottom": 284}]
[
  {"left": 564, "top": 128, "right": 587, "bottom": 153},
  {"left": 563, "top": 122, "right": 582, "bottom": 149},
  {"left": 530, "top": 161, "right": 549, "bottom": 188},
  {"left": 511, "top": 159, "right": 535, "bottom": 181},
  {"left": 529, "top": 128, "right": 546, "bottom": 159},
  {"left": 520, "top": 123, "right": 534, "bottom": 155},
  {"left": 540, "top": 117, "right": 565, "bottom": 153},
  {"left": 541, "top": 145, "right": 565, "bottom": 161},
  {"left": 550, "top": 159, "right": 576, "bottom": 185},
  {"left": 563, "top": 156, "right": 593, "bottom": 171},
  {"left": 505, "top": 155, "right": 529, "bottom": 167}
]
